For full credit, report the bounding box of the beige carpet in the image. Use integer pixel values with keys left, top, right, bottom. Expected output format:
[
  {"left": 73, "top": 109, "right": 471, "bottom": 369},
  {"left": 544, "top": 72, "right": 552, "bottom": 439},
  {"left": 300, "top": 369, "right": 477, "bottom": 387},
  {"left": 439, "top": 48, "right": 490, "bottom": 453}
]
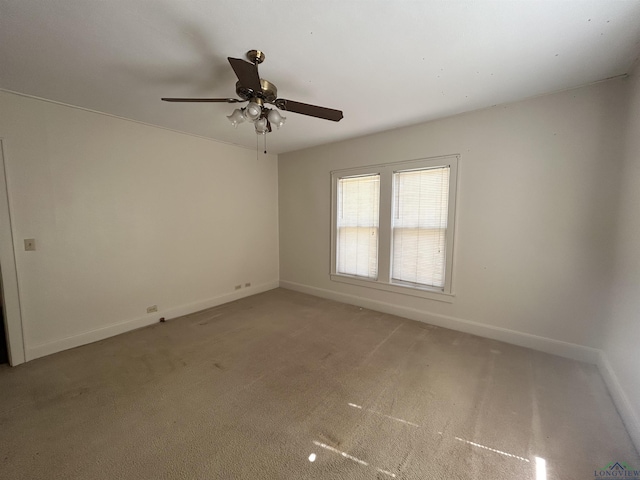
[{"left": 0, "top": 288, "right": 638, "bottom": 479}]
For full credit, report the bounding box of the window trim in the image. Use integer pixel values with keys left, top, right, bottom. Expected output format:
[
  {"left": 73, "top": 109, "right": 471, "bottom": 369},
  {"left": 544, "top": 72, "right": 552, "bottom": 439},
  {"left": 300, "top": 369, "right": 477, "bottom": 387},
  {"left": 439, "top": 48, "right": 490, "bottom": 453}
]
[{"left": 330, "top": 154, "right": 458, "bottom": 303}]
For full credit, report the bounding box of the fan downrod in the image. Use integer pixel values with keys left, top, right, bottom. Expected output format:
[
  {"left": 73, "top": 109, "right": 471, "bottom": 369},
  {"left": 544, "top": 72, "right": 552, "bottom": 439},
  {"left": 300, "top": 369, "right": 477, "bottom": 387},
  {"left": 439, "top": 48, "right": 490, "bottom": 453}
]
[{"left": 247, "top": 50, "right": 265, "bottom": 65}]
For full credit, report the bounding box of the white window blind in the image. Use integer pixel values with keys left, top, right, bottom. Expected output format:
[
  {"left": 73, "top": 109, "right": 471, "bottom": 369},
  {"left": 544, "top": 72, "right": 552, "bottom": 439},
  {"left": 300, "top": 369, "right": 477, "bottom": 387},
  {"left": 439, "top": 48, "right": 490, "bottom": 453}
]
[
  {"left": 392, "top": 166, "right": 450, "bottom": 288},
  {"left": 336, "top": 174, "right": 380, "bottom": 278}
]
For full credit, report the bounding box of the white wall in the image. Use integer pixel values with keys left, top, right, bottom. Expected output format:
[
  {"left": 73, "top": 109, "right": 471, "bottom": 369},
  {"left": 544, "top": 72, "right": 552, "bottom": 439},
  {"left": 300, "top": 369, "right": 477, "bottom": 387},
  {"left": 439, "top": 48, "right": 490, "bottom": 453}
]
[
  {"left": 601, "top": 67, "right": 640, "bottom": 449},
  {"left": 279, "top": 79, "right": 627, "bottom": 361},
  {"left": 0, "top": 91, "right": 279, "bottom": 363}
]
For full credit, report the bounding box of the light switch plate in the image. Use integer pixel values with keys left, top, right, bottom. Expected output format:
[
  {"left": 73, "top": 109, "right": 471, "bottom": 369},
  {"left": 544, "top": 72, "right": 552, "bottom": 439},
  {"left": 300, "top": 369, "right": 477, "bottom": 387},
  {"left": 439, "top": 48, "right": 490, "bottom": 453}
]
[{"left": 24, "top": 239, "right": 36, "bottom": 251}]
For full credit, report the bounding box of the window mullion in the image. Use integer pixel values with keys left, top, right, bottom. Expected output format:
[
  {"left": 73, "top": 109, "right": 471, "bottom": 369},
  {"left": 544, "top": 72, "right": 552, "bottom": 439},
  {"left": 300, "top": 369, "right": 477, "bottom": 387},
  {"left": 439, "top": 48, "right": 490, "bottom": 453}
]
[
  {"left": 443, "top": 159, "right": 458, "bottom": 293},
  {"left": 377, "top": 167, "right": 393, "bottom": 283}
]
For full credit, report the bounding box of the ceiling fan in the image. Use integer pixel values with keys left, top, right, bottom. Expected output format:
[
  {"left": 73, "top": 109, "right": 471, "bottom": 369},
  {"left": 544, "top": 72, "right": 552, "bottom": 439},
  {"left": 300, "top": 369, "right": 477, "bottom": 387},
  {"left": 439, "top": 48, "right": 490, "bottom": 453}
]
[{"left": 162, "top": 50, "right": 343, "bottom": 135}]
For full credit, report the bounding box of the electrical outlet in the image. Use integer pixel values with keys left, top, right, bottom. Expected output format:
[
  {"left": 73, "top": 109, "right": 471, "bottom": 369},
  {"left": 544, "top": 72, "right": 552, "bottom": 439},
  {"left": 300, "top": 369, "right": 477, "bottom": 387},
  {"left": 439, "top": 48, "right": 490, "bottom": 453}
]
[
  {"left": 24, "top": 239, "right": 36, "bottom": 251},
  {"left": 146, "top": 305, "right": 158, "bottom": 313},
  {"left": 245, "top": 282, "right": 251, "bottom": 288},
  {"left": 235, "top": 285, "right": 242, "bottom": 290}
]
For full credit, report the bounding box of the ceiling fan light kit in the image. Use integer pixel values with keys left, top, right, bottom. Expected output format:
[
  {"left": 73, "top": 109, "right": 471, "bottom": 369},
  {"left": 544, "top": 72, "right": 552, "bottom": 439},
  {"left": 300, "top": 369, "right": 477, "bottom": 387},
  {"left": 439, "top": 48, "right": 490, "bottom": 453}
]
[{"left": 162, "top": 49, "right": 343, "bottom": 139}]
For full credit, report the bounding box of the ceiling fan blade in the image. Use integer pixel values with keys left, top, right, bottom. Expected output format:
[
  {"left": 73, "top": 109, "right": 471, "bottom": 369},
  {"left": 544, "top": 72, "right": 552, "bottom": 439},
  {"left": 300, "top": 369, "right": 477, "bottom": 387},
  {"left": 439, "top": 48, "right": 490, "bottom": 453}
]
[
  {"left": 274, "top": 99, "right": 343, "bottom": 122},
  {"left": 161, "top": 98, "right": 242, "bottom": 103},
  {"left": 227, "top": 57, "right": 262, "bottom": 93}
]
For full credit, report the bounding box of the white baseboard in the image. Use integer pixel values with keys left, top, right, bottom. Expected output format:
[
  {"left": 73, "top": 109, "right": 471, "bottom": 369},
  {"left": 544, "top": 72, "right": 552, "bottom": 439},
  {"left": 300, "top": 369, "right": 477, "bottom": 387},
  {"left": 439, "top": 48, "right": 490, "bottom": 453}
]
[
  {"left": 279, "top": 280, "right": 600, "bottom": 364},
  {"left": 25, "top": 280, "right": 279, "bottom": 361},
  {"left": 597, "top": 351, "right": 640, "bottom": 453}
]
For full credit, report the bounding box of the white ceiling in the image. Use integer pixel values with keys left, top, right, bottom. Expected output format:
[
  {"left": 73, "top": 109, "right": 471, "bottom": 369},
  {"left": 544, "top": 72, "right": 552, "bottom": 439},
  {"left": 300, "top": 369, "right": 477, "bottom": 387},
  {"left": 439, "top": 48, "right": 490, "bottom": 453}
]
[{"left": 1, "top": 1, "right": 640, "bottom": 154}]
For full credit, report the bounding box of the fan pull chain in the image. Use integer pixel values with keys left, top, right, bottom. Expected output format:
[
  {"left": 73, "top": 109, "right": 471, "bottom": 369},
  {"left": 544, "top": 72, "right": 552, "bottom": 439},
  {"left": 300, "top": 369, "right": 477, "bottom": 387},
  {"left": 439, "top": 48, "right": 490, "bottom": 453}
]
[{"left": 264, "top": 134, "right": 267, "bottom": 155}]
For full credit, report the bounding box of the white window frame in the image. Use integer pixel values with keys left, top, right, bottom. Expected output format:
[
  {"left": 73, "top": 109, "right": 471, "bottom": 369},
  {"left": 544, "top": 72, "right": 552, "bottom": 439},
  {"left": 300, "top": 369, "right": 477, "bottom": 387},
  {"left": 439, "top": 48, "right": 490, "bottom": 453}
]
[{"left": 330, "top": 154, "right": 458, "bottom": 302}]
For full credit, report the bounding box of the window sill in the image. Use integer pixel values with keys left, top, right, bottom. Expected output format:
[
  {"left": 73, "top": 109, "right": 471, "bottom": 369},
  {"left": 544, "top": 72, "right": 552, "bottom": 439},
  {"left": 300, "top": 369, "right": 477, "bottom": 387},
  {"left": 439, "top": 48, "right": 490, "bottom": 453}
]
[{"left": 330, "top": 274, "right": 455, "bottom": 303}]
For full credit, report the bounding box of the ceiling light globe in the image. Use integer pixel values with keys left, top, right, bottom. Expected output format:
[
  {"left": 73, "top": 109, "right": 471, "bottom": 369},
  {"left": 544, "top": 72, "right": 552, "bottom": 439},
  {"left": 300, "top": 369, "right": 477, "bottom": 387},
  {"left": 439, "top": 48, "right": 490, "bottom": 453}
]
[
  {"left": 226, "top": 109, "right": 245, "bottom": 128},
  {"left": 254, "top": 117, "right": 268, "bottom": 135},
  {"left": 267, "top": 109, "right": 286, "bottom": 129},
  {"left": 245, "top": 102, "right": 262, "bottom": 121}
]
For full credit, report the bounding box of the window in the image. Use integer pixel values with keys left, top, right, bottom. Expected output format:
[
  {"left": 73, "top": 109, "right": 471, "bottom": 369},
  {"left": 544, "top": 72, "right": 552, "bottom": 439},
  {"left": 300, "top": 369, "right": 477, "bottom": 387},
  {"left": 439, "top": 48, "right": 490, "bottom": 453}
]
[
  {"left": 330, "top": 155, "right": 458, "bottom": 301},
  {"left": 336, "top": 174, "right": 380, "bottom": 278},
  {"left": 392, "top": 167, "right": 450, "bottom": 288}
]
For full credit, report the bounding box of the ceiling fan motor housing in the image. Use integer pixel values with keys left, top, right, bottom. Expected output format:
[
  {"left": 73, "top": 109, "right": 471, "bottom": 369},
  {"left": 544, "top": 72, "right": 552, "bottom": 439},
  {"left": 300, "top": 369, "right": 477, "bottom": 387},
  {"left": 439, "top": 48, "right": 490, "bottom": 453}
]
[{"left": 235, "top": 79, "right": 278, "bottom": 104}]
